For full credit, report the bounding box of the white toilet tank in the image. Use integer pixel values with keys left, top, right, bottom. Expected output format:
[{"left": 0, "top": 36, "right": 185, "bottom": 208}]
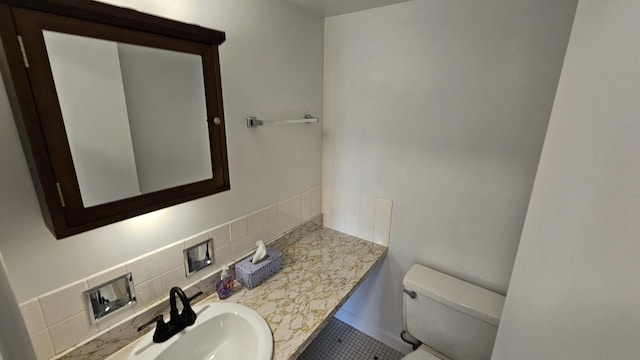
[{"left": 403, "top": 264, "right": 505, "bottom": 360}]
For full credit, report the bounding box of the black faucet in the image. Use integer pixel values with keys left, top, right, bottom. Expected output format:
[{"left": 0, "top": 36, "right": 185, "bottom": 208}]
[{"left": 137, "top": 287, "right": 203, "bottom": 343}]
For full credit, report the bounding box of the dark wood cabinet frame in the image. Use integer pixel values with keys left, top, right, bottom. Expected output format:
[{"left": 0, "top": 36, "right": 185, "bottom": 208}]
[{"left": 0, "top": 0, "right": 230, "bottom": 239}]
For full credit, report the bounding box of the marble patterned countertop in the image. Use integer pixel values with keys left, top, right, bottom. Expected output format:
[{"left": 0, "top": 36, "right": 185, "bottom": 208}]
[{"left": 105, "top": 227, "right": 387, "bottom": 360}]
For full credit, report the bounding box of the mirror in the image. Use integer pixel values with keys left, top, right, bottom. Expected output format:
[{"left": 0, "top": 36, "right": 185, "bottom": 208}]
[
  {"left": 0, "top": 0, "right": 229, "bottom": 238},
  {"left": 44, "top": 31, "right": 212, "bottom": 207}
]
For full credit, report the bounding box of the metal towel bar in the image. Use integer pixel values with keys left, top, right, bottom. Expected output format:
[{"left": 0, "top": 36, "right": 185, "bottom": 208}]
[{"left": 246, "top": 114, "right": 319, "bottom": 128}]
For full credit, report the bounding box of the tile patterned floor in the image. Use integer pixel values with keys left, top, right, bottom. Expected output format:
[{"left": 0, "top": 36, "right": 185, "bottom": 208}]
[{"left": 298, "top": 317, "right": 404, "bottom": 360}]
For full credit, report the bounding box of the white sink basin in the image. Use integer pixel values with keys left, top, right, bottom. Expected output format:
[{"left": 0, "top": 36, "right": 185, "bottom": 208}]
[{"left": 128, "top": 302, "right": 273, "bottom": 360}]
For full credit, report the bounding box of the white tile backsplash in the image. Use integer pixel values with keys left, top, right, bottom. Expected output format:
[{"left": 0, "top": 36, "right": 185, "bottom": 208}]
[
  {"left": 321, "top": 200, "right": 332, "bottom": 215},
  {"left": 229, "top": 216, "right": 248, "bottom": 241},
  {"left": 30, "top": 329, "right": 54, "bottom": 360},
  {"left": 331, "top": 217, "right": 345, "bottom": 232},
  {"left": 20, "top": 298, "right": 45, "bottom": 335},
  {"left": 263, "top": 204, "right": 278, "bottom": 224},
  {"left": 360, "top": 194, "right": 376, "bottom": 212},
  {"left": 323, "top": 215, "right": 333, "bottom": 228},
  {"left": 345, "top": 205, "right": 360, "bottom": 224},
  {"left": 230, "top": 235, "right": 249, "bottom": 260},
  {"left": 278, "top": 216, "right": 291, "bottom": 235},
  {"left": 161, "top": 266, "right": 188, "bottom": 292},
  {"left": 18, "top": 186, "right": 322, "bottom": 357},
  {"left": 248, "top": 228, "right": 264, "bottom": 246},
  {"left": 209, "top": 223, "right": 231, "bottom": 249},
  {"left": 156, "top": 243, "right": 185, "bottom": 272},
  {"left": 332, "top": 201, "right": 346, "bottom": 219},
  {"left": 312, "top": 187, "right": 322, "bottom": 207},
  {"left": 125, "top": 256, "right": 151, "bottom": 286},
  {"left": 183, "top": 230, "right": 210, "bottom": 250},
  {"left": 333, "top": 189, "right": 346, "bottom": 205},
  {"left": 96, "top": 306, "right": 135, "bottom": 332},
  {"left": 277, "top": 200, "right": 290, "bottom": 218},
  {"left": 48, "top": 311, "right": 97, "bottom": 354},
  {"left": 126, "top": 243, "right": 183, "bottom": 284},
  {"left": 214, "top": 244, "right": 232, "bottom": 266},
  {"left": 290, "top": 208, "right": 302, "bottom": 228},
  {"left": 322, "top": 186, "right": 333, "bottom": 203},
  {"left": 300, "top": 191, "right": 312, "bottom": 221},
  {"left": 311, "top": 197, "right": 321, "bottom": 216},
  {"left": 86, "top": 265, "right": 127, "bottom": 289},
  {"left": 134, "top": 277, "right": 164, "bottom": 310},
  {"left": 345, "top": 221, "right": 359, "bottom": 236},
  {"left": 376, "top": 198, "right": 393, "bottom": 216},
  {"left": 290, "top": 195, "right": 301, "bottom": 211},
  {"left": 373, "top": 229, "right": 390, "bottom": 246},
  {"left": 374, "top": 213, "right": 391, "bottom": 231},
  {"left": 39, "top": 280, "right": 87, "bottom": 327},
  {"left": 345, "top": 191, "right": 360, "bottom": 208},
  {"left": 263, "top": 222, "right": 279, "bottom": 242},
  {"left": 358, "top": 225, "right": 374, "bottom": 242},
  {"left": 247, "top": 210, "right": 263, "bottom": 233},
  {"left": 323, "top": 186, "right": 393, "bottom": 245},
  {"left": 359, "top": 209, "right": 375, "bottom": 227},
  {"left": 301, "top": 205, "right": 311, "bottom": 222}
]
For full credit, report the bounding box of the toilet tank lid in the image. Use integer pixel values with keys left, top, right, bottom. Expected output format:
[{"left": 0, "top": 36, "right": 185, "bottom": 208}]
[{"left": 403, "top": 264, "right": 505, "bottom": 326}]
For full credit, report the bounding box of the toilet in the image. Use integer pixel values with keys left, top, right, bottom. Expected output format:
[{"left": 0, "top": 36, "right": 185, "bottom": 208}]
[{"left": 401, "top": 264, "right": 505, "bottom": 360}]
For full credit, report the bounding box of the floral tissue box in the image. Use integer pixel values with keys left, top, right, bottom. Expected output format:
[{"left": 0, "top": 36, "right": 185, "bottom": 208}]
[{"left": 235, "top": 247, "right": 283, "bottom": 289}]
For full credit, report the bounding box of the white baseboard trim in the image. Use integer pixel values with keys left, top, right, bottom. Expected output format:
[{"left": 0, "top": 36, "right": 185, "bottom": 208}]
[{"left": 334, "top": 308, "right": 412, "bottom": 355}]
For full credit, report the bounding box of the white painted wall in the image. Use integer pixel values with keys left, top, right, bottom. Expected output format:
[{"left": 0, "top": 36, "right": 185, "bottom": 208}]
[
  {"left": 493, "top": 1, "right": 640, "bottom": 359},
  {"left": 44, "top": 31, "right": 141, "bottom": 207},
  {"left": 0, "top": 0, "right": 323, "bottom": 302},
  {"left": 284, "top": 0, "right": 411, "bottom": 17},
  {"left": 323, "top": 0, "right": 577, "bottom": 350},
  {"left": 0, "top": 254, "right": 36, "bottom": 360}
]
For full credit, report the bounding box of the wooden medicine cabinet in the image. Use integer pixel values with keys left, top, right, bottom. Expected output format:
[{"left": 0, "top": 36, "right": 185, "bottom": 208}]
[{"left": 0, "top": 0, "right": 230, "bottom": 238}]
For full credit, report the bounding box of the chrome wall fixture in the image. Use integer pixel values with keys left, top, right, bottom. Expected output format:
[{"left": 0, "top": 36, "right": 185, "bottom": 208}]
[
  {"left": 183, "top": 239, "right": 213, "bottom": 277},
  {"left": 85, "top": 273, "right": 136, "bottom": 324},
  {"left": 246, "top": 114, "right": 319, "bottom": 128}
]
